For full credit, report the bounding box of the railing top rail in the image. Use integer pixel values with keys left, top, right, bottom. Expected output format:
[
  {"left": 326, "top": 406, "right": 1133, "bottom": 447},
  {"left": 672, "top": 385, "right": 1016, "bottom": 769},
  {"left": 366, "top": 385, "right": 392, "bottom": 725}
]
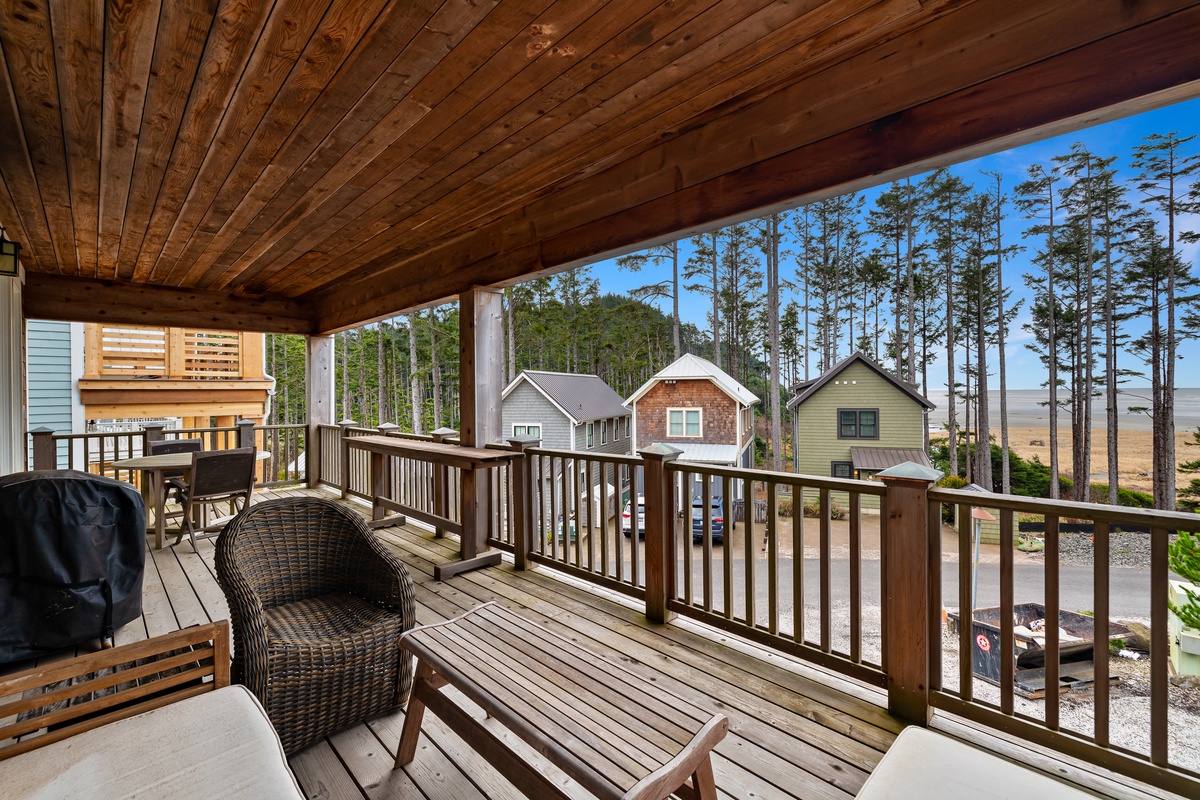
[
  {"left": 669, "top": 459, "right": 887, "bottom": 496},
  {"left": 526, "top": 446, "right": 645, "bottom": 467},
  {"left": 929, "top": 485, "right": 1200, "bottom": 531},
  {"left": 256, "top": 423, "right": 307, "bottom": 431},
  {"left": 384, "top": 430, "right": 436, "bottom": 442}
]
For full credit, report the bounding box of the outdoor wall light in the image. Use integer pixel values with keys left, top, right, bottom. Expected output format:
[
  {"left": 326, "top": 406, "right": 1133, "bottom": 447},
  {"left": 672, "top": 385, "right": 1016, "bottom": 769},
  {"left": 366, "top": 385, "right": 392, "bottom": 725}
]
[{"left": 0, "top": 227, "right": 20, "bottom": 278}]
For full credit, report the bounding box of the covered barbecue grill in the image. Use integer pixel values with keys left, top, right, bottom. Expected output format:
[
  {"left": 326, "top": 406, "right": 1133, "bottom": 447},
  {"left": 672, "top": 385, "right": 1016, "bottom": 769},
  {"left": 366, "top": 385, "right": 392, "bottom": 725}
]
[{"left": 0, "top": 470, "right": 145, "bottom": 663}]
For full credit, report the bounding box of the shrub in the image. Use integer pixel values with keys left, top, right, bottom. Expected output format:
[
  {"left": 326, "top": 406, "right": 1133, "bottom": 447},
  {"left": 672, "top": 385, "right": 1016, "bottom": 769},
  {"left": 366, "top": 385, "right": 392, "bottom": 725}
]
[
  {"left": 777, "top": 496, "right": 793, "bottom": 518},
  {"left": 801, "top": 500, "right": 846, "bottom": 520}
]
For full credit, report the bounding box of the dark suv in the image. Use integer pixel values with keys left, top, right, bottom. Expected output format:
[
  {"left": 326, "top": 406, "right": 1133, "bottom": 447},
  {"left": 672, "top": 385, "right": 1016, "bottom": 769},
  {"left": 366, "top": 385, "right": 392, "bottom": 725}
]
[{"left": 691, "top": 496, "right": 726, "bottom": 544}]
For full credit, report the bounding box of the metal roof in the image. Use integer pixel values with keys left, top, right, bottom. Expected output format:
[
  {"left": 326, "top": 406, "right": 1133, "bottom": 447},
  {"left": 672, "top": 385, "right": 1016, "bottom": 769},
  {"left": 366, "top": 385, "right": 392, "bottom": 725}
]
[
  {"left": 672, "top": 443, "right": 743, "bottom": 465},
  {"left": 850, "top": 446, "right": 933, "bottom": 471},
  {"left": 503, "top": 371, "right": 630, "bottom": 426},
  {"left": 626, "top": 354, "right": 759, "bottom": 408}
]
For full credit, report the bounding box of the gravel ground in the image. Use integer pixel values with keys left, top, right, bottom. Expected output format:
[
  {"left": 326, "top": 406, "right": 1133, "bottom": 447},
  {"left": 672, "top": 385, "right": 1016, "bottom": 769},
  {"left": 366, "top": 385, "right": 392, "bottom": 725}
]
[
  {"left": 938, "top": 626, "right": 1200, "bottom": 774},
  {"left": 1052, "top": 531, "right": 1176, "bottom": 568}
]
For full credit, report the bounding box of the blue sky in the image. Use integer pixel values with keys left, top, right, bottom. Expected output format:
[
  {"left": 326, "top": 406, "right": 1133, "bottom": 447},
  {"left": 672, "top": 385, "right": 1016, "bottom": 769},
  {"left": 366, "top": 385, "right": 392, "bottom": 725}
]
[{"left": 578, "top": 97, "right": 1200, "bottom": 391}]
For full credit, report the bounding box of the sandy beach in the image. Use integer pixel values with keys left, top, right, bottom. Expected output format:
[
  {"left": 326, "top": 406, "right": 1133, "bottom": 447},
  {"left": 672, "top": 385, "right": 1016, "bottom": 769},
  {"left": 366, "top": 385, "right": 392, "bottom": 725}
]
[{"left": 926, "top": 388, "right": 1200, "bottom": 493}]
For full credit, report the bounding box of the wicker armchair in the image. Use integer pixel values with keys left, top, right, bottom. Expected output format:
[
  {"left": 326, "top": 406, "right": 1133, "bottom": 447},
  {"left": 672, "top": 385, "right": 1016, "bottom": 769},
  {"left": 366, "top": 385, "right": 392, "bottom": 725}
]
[{"left": 215, "top": 497, "right": 416, "bottom": 755}]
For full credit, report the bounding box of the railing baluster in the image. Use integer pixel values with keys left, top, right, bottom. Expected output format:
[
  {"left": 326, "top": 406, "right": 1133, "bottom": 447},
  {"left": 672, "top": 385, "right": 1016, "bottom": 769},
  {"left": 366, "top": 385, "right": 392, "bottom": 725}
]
[
  {"left": 701, "top": 473, "right": 712, "bottom": 613},
  {"left": 1093, "top": 520, "right": 1109, "bottom": 746},
  {"left": 1045, "top": 514, "right": 1060, "bottom": 731},
  {"left": 586, "top": 459, "right": 596, "bottom": 573},
  {"left": 958, "top": 501, "right": 973, "bottom": 701},
  {"left": 819, "top": 487, "right": 831, "bottom": 652},
  {"left": 794, "top": 483, "right": 804, "bottom": 643},
  {"left": 1150, "top": 525, "right": 1168, "bottom": 766},
  {"left": 549, "top": 456, "right": 559, "bottom": 562},
  {"left": 1000, "top": 508, "right": 1015, "bottom": 716},
  {"left": 927, "top": 493, "right": 942, "bottom": 693},
  {"left": 850, "top": 490, "right": 861, "bottom": 664},
  {"left": 744, "top": 476, "right": 755, "bottom": 627},
  {"left": 598, "top": 463, "right": 608, "bottom": 577},
  {"left": 768, "top": 480, "right": 779, "bottom": 636},
  {"left": 723, "top": 475, "right": 734, "bottom": 621},
  {"left": 683, "top": 470, "right": 694, "bottom": 607}
]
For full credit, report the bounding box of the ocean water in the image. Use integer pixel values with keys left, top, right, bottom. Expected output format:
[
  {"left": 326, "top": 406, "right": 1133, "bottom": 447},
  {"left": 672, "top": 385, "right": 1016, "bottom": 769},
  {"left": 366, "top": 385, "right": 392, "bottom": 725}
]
[{"left": 924, "top": 388, "right": 1200, "bottom": 432}]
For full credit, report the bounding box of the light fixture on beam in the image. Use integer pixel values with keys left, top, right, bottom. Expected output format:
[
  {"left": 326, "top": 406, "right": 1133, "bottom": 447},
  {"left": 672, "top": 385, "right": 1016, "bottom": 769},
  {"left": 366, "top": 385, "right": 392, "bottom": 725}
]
[{"left": 0, "top": 227, "right": 20, "bottom": 278}]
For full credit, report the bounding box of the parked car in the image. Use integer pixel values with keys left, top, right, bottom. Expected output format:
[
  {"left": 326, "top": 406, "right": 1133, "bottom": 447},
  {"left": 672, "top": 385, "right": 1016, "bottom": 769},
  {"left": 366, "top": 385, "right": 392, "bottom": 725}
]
[
  {"left": 621, "top": 495, "right": 646, "bottom": 539},
  {"left": 691, "top": 496, "right": 726, "bottom": 545}
]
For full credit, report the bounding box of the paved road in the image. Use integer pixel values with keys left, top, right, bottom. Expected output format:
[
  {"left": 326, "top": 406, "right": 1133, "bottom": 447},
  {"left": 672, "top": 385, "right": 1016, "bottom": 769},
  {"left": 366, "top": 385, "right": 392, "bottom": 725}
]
[{"left": 681, "top": 557, "right": 1157, "bottom": 621}]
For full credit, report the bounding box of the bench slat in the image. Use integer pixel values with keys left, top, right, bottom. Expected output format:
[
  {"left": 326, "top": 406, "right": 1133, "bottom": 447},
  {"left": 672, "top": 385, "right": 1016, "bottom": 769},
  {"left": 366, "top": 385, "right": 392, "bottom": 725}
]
[{"left": 396, "top": 603, "right": 727, "bottom": 800}]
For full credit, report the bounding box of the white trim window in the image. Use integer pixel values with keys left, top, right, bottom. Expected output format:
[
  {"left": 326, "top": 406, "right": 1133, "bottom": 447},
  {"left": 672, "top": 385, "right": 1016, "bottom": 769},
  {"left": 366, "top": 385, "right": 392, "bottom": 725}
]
[
  {"left": 667, "top": 408, "right": 702, "bottom": 438},
  {"left": 601, "top": 419, "right": 608, "bottom": 444},
  {"left": 512, "top": 423, "right": 541, "bottom": 439},
  {"left": 586, "top": 422, "right": 594, "bottom": 448}
]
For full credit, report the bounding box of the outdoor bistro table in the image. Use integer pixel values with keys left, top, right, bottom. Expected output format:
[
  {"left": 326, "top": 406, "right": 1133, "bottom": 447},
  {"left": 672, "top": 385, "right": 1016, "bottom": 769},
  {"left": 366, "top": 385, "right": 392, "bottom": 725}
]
[
  {"left": 112, "top": 450, "right": 270, "bottom": 550},
  {"left": 344, "top": 435, "right": 518, "bottom": 580}
]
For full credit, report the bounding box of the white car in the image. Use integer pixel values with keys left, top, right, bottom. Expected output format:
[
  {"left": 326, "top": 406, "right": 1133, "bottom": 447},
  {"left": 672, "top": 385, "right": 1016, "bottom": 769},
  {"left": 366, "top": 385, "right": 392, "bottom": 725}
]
[{"left": 621, "top": 495, "right": 646, "bottom": 539}]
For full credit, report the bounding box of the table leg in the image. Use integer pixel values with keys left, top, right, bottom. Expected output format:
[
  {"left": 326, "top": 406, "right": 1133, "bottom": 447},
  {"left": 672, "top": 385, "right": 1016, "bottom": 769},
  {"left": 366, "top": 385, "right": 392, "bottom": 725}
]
[
  {"left": 434, "top": 466, "right": 500, "bottom": 580},
  {"left": 151, "top": 468, "right": 166, "bottom": 550}
]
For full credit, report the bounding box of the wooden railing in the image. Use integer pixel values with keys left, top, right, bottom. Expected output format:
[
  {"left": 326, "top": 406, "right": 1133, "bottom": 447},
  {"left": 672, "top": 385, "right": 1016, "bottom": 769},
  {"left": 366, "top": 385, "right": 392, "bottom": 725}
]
[
  {"left": 28, "top": 422, "right": 306, "bottom": 487},
  {"left": 927, "top": 486, "right": 1200, "bottom": 795}
]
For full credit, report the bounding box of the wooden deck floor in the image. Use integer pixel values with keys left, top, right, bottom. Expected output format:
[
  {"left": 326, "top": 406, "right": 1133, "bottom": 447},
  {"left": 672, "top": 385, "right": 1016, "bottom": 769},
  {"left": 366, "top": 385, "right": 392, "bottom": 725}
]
[{"left": 8, "top": 486, "right": 1184, "bottom": 800}]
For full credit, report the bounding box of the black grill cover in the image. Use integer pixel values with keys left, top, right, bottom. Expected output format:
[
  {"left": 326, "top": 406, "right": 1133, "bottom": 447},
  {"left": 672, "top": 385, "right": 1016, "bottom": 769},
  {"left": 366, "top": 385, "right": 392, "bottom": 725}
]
[{"left": 0, "top": 470, "right": 145, "bottom": 663}]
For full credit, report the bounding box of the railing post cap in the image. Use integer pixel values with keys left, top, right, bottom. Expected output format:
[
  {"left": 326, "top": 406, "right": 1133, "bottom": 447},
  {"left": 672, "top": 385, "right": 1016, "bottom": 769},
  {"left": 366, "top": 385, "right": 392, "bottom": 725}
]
[
  {"left": 377, "top": 422, "right": 400, "bottom": 431},
  {"left": 432, "top": 427, "right": 458, "bottom": 437},
  {"left": 30, "top": 426, "right": 55, "bottom": 434},
  {"left": 337, "top": 418, "right": 357, "bottom": 426},
  {"left": 141, "top": 422, "right": 166, "bottom": 430},
  {"left": 638, "top": 443, "right": 684, "bottom": 460},
  {"left": 236, "top": 419, "right": 255, "bottom": 426},
  {"left": 877, "top": 461, "right": 943, "bottom": 483},
  {"left": 507, "top": 435, "right": 540, "bottom": 447}
]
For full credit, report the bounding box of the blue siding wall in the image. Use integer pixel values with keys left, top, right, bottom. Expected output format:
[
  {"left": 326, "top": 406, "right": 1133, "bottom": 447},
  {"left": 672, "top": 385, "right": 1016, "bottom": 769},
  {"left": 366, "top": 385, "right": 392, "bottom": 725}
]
[{"left": 27, "top": 321, "right": 75, "bottom": 466}]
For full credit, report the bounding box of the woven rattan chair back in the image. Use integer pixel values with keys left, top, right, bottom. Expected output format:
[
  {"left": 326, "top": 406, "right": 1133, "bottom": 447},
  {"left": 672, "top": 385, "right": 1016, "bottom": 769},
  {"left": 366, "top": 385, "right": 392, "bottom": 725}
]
[{"left": 216, "top": 496, "right": 398, "bottom": 608}]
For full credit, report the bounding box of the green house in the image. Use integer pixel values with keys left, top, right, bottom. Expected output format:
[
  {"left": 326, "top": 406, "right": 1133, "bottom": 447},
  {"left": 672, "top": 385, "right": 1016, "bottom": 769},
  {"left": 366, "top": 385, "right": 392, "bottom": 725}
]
[{"left": 788, "top": 354, "right": 935, "bottom": 501}]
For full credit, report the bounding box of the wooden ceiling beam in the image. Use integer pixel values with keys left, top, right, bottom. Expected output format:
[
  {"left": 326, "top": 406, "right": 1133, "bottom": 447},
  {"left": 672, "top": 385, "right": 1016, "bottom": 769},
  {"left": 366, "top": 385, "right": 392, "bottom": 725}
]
[
  {"left": 313, "top": 4, "right": 1200, "bottom": 333},
  {"left": 23, "top": 273, "right": 315, "bottom": 334}
]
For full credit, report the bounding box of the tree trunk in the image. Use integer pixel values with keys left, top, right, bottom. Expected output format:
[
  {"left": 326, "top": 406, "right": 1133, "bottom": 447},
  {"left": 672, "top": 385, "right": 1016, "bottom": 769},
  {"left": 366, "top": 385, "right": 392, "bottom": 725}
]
[
  {"left": 429, "top": 309, "right": 442, "bottom": 429},
  {"left": 409, "top": 315, "right": 422, "bottom": 434}
]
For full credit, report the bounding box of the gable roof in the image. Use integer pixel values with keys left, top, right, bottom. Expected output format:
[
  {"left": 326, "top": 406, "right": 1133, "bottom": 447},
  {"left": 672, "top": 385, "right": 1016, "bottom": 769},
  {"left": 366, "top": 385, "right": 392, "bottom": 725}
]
[
  {"left": 625, "top": 354, "right": 760, "bottom": 408},
  {"left": 787, "top": 353, "right": 935, "bottom": 411},
  {"left": 502, "top": 371, "right": 630, "bottom": 426}
]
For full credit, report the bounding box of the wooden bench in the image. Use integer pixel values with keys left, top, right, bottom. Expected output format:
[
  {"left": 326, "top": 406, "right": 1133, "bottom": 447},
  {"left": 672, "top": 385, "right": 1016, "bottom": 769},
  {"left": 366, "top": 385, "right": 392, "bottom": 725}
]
[{"left": 394, "top": 602, "right": 728, "bottom": 800}]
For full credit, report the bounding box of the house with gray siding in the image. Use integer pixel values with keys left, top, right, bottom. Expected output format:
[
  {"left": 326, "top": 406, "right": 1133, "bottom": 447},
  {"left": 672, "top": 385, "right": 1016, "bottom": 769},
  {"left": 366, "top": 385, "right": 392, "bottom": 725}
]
[
  {"left": 25, "top": 321, "right": 84, "bottom": 467},
  {"left": 502, "top": 370, "right": 632, "bottom": 527},
  {"left": 788, "top": 353, "right": 934, "bottom": 488}
]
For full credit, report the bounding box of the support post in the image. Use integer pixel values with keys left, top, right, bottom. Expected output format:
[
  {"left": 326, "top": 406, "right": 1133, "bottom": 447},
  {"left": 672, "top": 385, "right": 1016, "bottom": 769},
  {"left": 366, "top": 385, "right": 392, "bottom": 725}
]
[
  {"left": 0, "top": 273, "right": 23, "bottom": 475},
  {"left": 641, "top": 444, "right": 682, "bottom": 624},
  {"left": 30, "top": 427, "right": 55, "bottom": 470},
  {"left": 237, "top": 419, "right": 256, "bottom": 449},
  {"left": 878, "top": 462, "right": 942, "bottom": 725},
  {"left": 432, "top": 428, "right": 457, "bottom": 538},
  {"left": 338, "top": 418, "right": 357, "bottom": 498},
  {"left": 306, "top": 334, "right": 335, "bottom": 488},
  {"left": 142, "top": 422, "right": 166, "bottom": 447},
  {"left": 443, "top": 287, "right": 503, "bottom": 577},
  {"left": 507, "top": 436, "right": 539, "bottom": 570}
]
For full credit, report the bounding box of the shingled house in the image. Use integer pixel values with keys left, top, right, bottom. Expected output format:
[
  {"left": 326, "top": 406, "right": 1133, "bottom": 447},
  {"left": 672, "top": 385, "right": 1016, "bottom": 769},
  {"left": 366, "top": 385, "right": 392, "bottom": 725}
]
[
  {"left": 788, "top": 353, "right": 935, "bottom": 484},
  {"left": 626, "top": 354, "right": 759, "bottom": 499}
]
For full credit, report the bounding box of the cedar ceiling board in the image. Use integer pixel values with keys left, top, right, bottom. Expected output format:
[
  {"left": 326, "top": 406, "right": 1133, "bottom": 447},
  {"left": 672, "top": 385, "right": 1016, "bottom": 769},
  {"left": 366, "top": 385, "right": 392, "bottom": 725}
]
[
  {"left": 311, "top": 7, "right": 1200, "bottom": 332},
  {"left": 159, "top": 0, "right": 479, "bottom": 289},
  {"left": 22, "top": 273, "right": 314, "bottom": 334},
  {"left": 129, "top": 0, "right": 275, "bottom": 283},
  {"left": 310, "top": 0, "right": 1007, "bottom": 300},
  {"left": 1, "top": 1, "right": 76, "bottom": 274},
  {"left": 251, "top": 0, "right": 799, "bottom": 297},
  {"left": 114, "top": 0, "right": 215, "bottom": 277},
  {"left": 0, "top": 42, "right": 48, "bottom": 260},
  {"left": 216, "top": 0, "right": 584, "bottom": 295},
  {"left": 184, "top": 0, "right": 437, "bottom": 289},
  {"left": 173, "top": 0, "right": 396, "bottom": 287},
  {"left": 302, "top": 0, "right": 939, "bottom": 294},
  {"left": 415, "top": 0, "right": 1186, "bottom": 257},
  {"left": 49, "top": 0, "right": 103, "bottom": 278},
  {"left": 96, "top": 0, "right": 162, "bottom": 279},
  {"left": 152, "top": 0, "right": 336, "bottom": 285}
]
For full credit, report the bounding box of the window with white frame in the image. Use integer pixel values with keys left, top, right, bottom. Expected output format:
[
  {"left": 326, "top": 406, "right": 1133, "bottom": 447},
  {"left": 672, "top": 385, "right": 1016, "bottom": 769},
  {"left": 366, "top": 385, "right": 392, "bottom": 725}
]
[
  {"left": 667, "top": 408, "right": 702, "bottom": 437},
  {"left": 513, "top": 423, "right": 541, "bottom": 439},
  {"left": 586, "top": 422, "right": 594, "bottom": 448}
]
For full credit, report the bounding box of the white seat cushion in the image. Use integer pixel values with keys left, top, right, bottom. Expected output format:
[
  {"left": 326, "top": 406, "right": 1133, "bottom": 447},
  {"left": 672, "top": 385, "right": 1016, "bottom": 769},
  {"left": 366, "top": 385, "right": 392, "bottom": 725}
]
[
  {"left": 857, "top": 727, "right": 1096, "bottom": 799},
  {"left": 0, "top": 685, "right": 304, "bottom": 799}
]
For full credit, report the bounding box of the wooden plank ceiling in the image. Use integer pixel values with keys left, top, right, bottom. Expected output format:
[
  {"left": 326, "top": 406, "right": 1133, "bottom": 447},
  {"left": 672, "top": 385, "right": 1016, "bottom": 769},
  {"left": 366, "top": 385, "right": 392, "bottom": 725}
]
[{"left": 2, "top": 0, "right": 1199, "bottom": 335}]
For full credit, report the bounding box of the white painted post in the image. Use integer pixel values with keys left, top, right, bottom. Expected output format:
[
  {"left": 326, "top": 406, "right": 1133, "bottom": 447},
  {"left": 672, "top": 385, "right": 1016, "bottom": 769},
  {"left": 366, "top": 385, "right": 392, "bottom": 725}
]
[{"left": 0, "top": 274, "right": 24, "bottom": 474}]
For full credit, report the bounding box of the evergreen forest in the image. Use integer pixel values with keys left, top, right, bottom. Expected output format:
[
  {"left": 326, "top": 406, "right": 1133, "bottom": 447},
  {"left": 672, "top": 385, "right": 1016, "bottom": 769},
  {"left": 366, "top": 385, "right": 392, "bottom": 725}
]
[{"left": 266, "top": 132, "right": 1200, "bottom": 511}]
